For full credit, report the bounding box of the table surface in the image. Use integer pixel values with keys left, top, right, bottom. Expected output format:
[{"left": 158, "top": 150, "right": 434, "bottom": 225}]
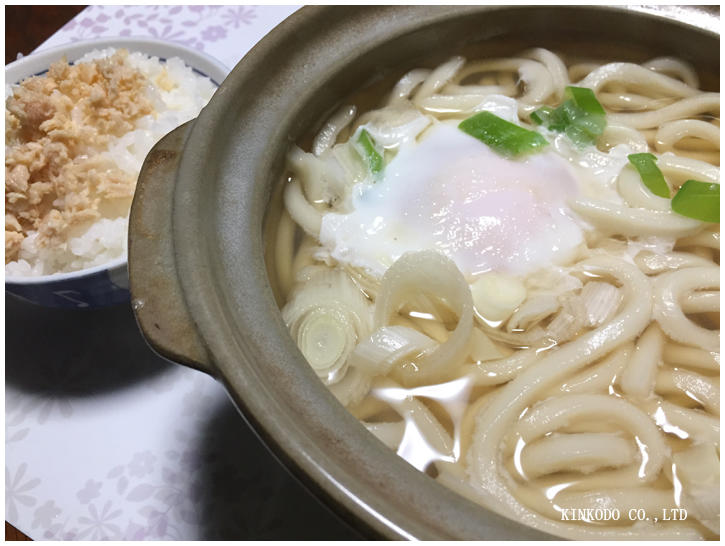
[
  {"left": 6, "top": 9, "right": 83, "bottom": 539},
  {"left": 4, "top": 5, "right": 364, "bottom": 541}
]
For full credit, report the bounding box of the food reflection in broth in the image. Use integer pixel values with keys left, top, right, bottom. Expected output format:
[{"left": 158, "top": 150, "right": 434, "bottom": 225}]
[{"left": 265, "top": 49, "right": 720, "bottom": 539}]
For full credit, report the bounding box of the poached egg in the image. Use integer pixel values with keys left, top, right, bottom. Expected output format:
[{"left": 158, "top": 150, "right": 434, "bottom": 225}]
[{"left": 319, "top": 121, "right": 586, "bottom": 279}]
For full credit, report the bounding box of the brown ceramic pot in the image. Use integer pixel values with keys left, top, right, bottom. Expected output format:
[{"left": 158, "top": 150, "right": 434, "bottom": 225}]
[{"left": 129, "top": 6, "right": 719, "bottom": 539}]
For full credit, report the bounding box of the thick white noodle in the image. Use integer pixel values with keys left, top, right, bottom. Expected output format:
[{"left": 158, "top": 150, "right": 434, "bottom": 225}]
[
  {"left": 519, "top": 432, "right": 637, "bottom": 478},
  {"left": 569, "top": 198, "right": 704, "bottom": 238},
  {"left": 645, "top": 400, "right": 719, "bottom": 446},
  {"left": 619, "top": 323, "right": 665, "bottom": 398},
  {"left": 515, "top": 394, "right": 667, "bottom": 481},
  {"left": 681, "top": 290, "right": 719, "bottom": 314},
  {"left": 607, "top": 94, "right": 719, "bottom": 129},
  {"left": 283, "top": 178, "right": 322, "bottom": 237},
  {"left": 643, "top": 57, "right": 699, "bottom": 88},
  {"left": 467, "top": 258, "right": 659, "bottom": 538},
  {"left": 676, "top": 228, "right": 720, "bottom": 250},
  {"left": 412, "top": 56, "right": 466, "bottom": 104},
  {"left": 312, "top": 104, "right": 357, "bottom": 156},
  {"left": 633, "top": 250, "right": 715, "bottom": 275},
  {"left": 663, "top": 342, "right": 720, "bottom": 372},
  {"left": 577, "top": 62, "right": 699, "bottom": 98},
  {"left": 372, "top": 377, "right": 455, "bottom": 464},
  {"left": 652, "top": 267, "right": 719, "bottom": 352},
  {"left": 655, "top": 119, "right": 720, "bottom": 154},
  {"left": 524, "top": 48, "right": 569, "bottom": 101},
  {"left": 657, "top": 153, "right": 720, "bottom": 185},
  {"left": 556, "top": 342, "right": 632, "bottom": 395},
  {"left": 617, "top": 166, "right": 671, "bottom": 211},
  {"left": 277, "top": 50, "right": 720, "bottom": 539},
  {"left": 388, "top": 68, "right": 432, "bottom": 105},
  {"left": 463, "top": 348, "right": 540, "bottom": 387},
  {"left": 655, "top": 369, "right": 720, "bottom": 415},
  {"left": 453, "top": 57, "right": 554, "bottom": 105},
  {"left": 599, "top": 124, "right": 649, "bottom": 152}
]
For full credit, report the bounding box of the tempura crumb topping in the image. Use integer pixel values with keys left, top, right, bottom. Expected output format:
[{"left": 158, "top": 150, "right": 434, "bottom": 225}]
[{"left": 5, "top": 50, "right": 154, "bottom": 263}]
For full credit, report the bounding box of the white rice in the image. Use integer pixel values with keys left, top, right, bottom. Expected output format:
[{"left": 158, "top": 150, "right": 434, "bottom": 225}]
[{"left": 5, "top": 48, "right": 217, "bottom": 278}]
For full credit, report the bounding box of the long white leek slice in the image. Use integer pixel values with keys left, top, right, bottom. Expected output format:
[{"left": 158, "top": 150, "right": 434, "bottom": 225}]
[
  {"left": 374, "top": 250, "right": 473, "bottom": 387},
  {"left": 283, "top": 268, "right": 373, "bottom": 385},
  {"left": 579, "top": 281, "right": 622, "bottom": 327},
  {"left": 349, "top": 325, "right": 437, "bottom": 376},
  {"left": 507, "top": 294, "right": 560, "bottom": 332}
]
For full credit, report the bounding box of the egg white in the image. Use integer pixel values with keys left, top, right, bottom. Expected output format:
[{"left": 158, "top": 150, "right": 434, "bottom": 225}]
[{"left": 318, "top": 99, "right": 641, "bottom": 280}]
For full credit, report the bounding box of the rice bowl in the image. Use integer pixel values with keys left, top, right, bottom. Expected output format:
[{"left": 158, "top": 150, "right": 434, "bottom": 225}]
[{"left": 5, "top": 38, "right": 228, "bottom": 307}]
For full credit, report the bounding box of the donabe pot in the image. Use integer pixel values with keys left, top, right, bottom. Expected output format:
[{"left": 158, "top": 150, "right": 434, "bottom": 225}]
[{"left": 128, "top": 6, "right": 719, "bottom": 539}]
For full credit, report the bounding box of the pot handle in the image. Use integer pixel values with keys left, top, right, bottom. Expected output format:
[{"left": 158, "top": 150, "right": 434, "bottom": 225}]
[{"left": 128, "top": 121, "right": 215, "bottom": 376}]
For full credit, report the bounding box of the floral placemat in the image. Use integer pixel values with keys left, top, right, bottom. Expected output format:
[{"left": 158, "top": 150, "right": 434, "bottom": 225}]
[
  {"left": 43, "top": 5, "right": 299, "bottom": 70},
  {"left": 5, "top": 5, "right": 361, "bottom": 540}
]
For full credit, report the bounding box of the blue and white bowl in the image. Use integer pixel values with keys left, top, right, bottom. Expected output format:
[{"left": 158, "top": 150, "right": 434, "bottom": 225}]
[{"left": 5, "top": 37, "right": 228, "bottom": 308}]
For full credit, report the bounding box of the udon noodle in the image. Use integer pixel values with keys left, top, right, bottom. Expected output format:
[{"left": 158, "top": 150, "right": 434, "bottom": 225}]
[{"left": 266, "top": 49, "right": 720, "bottom": 539}]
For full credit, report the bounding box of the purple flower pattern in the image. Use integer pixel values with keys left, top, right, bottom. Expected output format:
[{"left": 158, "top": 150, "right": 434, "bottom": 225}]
[
  {"left": 47, "top": 5, "right": 263, "bottom": 60},
  {"left": 76, "top": 479, "right": 102, "bottom": 504},
  {"left": 32, "top": 500, "right": 61, "bottom": 529},
  {"left": 6, "top": 464, "right": 41, "bottom": 522},
  {"left": 201, "top": 25, "right": 227, "bottom": 42},
  {"left": 76, "top": 501, "right": 123, "bottom": 540},
  {"left": 6, "top": 370, "right": 223, "bottom": 539},
  {"left": 222, "top": 6, "right": 257, "bottom": 28}
]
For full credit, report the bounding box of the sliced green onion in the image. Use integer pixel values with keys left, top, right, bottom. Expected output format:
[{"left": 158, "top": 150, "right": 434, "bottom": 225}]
[
  {"left": 566, "top": 86, "right": 606, "bottom": 116},
  {"left": 458, "top": 111, "right": 548, "bottom": 158},
  {"left": 628, "top": 153, "right": 670, "bottom": 198},
  {"left": 530, "top": 106, "right": 553, "bottom": 126},
  {"left": 357, "top": 128, "right": 383, "bottom": 174},
  {"left": 546, "top": 100, "right": 578, "bottom": 132},
  {"left": 564, "top": 114, "right": 606, "bottom": 146},
  {"left": 533, "top": 86, "right": 606, "bottom": 146},
  {"left": 671, "top": 180, "right": 719, "bottom": 223}
]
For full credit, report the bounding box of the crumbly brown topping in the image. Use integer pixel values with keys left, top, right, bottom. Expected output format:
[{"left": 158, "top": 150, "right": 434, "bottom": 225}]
[{"left": 5, "top": 50, "right": 154, "bottom": 263}]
